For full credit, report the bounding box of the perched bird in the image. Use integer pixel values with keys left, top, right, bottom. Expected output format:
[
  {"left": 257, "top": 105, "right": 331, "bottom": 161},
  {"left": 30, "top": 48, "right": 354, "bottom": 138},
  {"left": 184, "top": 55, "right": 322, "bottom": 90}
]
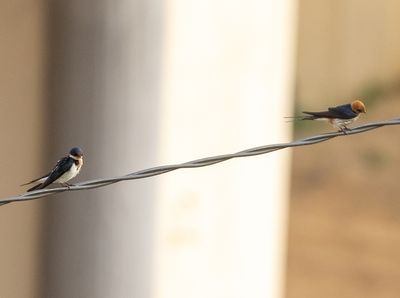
[
  {"left": 298, "top": 100, "right": 366, "bottom": 132},
  {"left": 22, "top": 147, "right": 84, "bottom": 192}
]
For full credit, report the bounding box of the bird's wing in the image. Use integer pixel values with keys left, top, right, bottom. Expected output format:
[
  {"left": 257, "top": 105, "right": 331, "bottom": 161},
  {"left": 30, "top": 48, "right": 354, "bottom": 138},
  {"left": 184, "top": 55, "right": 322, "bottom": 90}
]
[
  {"left": 303, "top": 104, "right": 356, "bottom": 120},
  {"left": 33, "top": 157, "right": 74, "bottom": 190},
  {"left": 327, "top": 104, "right": 357, "bottom": 119}
]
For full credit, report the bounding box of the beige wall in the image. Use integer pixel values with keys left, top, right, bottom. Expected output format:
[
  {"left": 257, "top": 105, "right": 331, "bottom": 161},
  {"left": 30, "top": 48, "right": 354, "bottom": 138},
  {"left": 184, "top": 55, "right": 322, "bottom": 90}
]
[
  {"left": 0, "top": 1, "right": 47, "bottom": 297},
  {"left": 287, "top": 1, "right": 400, "bottom": 298},
  {"left": 296, "top": 0, "right": 400, "bottom": 104}
]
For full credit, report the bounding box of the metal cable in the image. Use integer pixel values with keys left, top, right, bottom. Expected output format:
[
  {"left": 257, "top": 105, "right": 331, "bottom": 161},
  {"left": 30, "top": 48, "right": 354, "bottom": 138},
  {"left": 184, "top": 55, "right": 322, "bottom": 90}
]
[{"left": 1, "top": 117, "right": 399, "bottom": 206}]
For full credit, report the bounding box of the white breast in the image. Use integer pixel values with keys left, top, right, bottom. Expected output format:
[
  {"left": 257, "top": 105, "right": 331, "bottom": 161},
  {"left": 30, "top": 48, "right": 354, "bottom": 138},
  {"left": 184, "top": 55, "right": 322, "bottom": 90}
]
[
  {"left": 56, "top": 159, "right": 83, "bottom": 183},
  {"left": 330, "top": 115, "right": 359, "bottom": 129}
]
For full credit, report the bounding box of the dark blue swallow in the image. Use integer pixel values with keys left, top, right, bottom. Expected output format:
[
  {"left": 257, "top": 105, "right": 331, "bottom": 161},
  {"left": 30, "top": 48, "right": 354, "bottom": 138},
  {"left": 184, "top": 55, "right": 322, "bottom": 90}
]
[
  {"left": 296, "top": 100, "right": 366, "bottom": 132},
  {"left": 22, "top": 147, "right": 84, "bottom": 192}
]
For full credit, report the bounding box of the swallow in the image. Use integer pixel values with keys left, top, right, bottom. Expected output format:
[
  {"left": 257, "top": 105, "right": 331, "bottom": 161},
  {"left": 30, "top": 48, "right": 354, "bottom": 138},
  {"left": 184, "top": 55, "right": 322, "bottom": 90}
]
[
  {"left": 298, "top": 100, "right": 366, "bottom": 132},
  {"left": 22, "top": 147, "right": 84, "bottom": 192}
]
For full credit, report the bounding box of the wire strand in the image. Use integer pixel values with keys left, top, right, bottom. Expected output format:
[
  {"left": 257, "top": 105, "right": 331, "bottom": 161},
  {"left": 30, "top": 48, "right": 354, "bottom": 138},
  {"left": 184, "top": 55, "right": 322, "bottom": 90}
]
[{"left": 1, "top": 117, "right": 399, "bottom": 206}]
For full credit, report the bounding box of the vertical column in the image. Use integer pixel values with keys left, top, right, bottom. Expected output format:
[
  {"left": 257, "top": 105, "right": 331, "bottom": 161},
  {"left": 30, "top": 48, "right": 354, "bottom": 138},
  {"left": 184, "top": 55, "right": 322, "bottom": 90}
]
[
  {"left": 155, "top": 1, "right": 297, "bottom": 298},
  {"left": 44, "top": 1, "right": 162, "bottom": 297},
  {"left": 44, "top": 0, "right": 296, "bottom": 297}
]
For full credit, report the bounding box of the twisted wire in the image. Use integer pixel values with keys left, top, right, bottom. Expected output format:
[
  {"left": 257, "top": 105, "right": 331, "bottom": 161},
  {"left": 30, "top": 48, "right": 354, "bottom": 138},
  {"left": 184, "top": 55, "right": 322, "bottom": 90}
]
[{"left": 1, "top": 117, "right": 399, "bottom": 206}]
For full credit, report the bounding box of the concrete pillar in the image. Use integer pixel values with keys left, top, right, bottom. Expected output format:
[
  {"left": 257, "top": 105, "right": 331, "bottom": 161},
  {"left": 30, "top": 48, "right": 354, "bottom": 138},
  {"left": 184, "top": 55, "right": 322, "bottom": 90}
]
[
  {"left": 44, "top": 0, "right": 296, "bottom": 297},
  {"left": 44, "top": 1, "right": 162, "bottom": 297},
  {"left": 155, "top": 1, "right": 296, "bottom": 298}
]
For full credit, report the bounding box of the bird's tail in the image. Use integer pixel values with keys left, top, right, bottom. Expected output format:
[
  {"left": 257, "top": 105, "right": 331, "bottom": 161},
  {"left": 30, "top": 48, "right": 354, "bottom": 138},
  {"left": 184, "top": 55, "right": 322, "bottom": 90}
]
[
  {"left": 27, "top": 183, "right": 43, "bottom": 192},
  {"left": 299, "top": 115, "right": 319, "bottom": 120},
  {"left": 21, "top": 180, "right": 36, "bottom": 186},
  {"left": 284, "top": 115, "right": 311, "bottom": 123},
  {"left": 301, "top": 111, "right": 330, "bottom": 120},
  {"left": 21, "top": 174, "right": 48, "bottom": 187}
]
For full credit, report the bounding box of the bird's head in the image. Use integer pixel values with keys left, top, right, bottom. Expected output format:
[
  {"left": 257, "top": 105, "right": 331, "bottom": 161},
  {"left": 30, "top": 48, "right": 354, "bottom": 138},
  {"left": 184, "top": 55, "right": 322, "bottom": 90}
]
[
  {"left": 69, "top": 147, "right": 83, "bottom": 159},
  {"left": 351, "top": 100, "right": 366, "bottom": 114}
]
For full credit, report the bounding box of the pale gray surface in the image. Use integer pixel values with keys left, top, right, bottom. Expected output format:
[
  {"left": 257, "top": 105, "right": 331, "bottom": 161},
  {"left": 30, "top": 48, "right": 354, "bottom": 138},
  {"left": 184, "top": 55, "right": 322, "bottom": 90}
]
[{"left": 44, "top": 1, "right": 162, "bottom": 297}]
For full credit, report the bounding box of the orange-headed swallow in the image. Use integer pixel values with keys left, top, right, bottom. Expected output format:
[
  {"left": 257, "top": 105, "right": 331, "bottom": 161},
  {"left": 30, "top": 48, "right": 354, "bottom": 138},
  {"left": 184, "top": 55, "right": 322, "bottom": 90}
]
[
  {"left": 297, "top": 100, "right": 366, "bottom": 132},
  {"left": 22, "top": 147, "right": 84, "bottom": 192}
]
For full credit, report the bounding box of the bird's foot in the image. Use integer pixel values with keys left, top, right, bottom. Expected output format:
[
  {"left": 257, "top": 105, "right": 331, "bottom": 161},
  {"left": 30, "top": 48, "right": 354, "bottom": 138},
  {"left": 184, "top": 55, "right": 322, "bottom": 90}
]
[
  {"left": 339, "top": 126, "right": 350, "bottom": 135},
  {"left": 62, "top": 183, "right": 73, "bottom": 189}
]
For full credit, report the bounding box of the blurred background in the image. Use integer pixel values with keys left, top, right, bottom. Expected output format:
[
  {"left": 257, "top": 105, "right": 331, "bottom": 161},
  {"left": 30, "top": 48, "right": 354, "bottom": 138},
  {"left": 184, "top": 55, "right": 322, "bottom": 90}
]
[{"left": 1, "top": 0, "right": 400, "bottom": 298}]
